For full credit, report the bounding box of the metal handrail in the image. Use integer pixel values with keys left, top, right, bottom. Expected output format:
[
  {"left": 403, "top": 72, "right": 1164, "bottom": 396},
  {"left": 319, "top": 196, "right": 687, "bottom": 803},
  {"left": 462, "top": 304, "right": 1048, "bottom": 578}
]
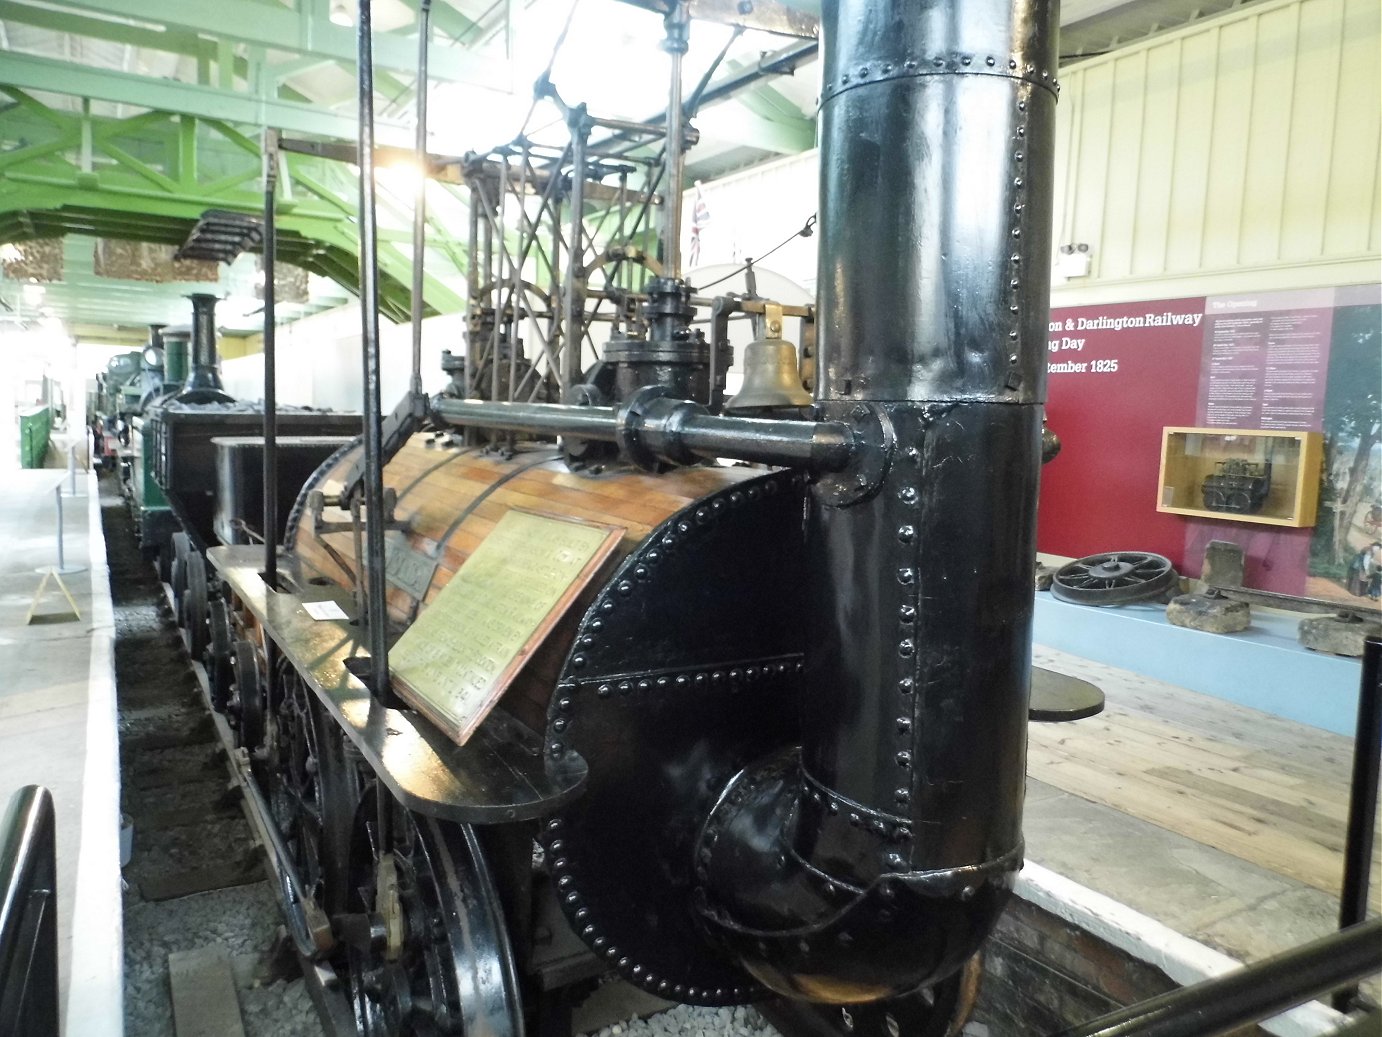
[
  {"left": 1050, "top": 917, "right": 1381, "bottom": 1037},
  {"left": 1052, "top": 638, "right": 1382, "bottom": 1036},
  {"left": 1336, "top": 635, "right": 1381, "bottom": 1011},
  {"left": 0, "top": 785, "right": 58, "bottom": 1036}
]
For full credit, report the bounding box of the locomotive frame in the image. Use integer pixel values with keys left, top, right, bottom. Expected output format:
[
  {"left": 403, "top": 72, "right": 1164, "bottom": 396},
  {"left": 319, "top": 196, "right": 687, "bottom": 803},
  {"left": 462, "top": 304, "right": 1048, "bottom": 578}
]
[{"left": 147, "top": 0, "right": 1071, "bottom": 1033}]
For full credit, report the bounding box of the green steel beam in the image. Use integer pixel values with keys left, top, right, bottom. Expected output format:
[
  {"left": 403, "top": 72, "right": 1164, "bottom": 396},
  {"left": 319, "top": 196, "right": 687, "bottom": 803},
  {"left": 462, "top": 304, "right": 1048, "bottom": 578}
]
[
  {"left": 35, "top": 0, "right": 504, "bottom": 85},
  {"left": 0, "top": 50, "right": 401, "bottom": 142},
  {"left": 0, "top": 99, "right": 468, "bottom": 321},
  {"left": 0, "top": 0, "right": 213, "bottom": 55}
]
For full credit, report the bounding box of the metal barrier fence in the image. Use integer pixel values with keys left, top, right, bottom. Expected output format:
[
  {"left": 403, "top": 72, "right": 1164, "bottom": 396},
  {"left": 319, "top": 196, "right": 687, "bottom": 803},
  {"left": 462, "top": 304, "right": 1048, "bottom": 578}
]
[{"left": 0, "top": 785, "right": 58, "bottom": 1036}]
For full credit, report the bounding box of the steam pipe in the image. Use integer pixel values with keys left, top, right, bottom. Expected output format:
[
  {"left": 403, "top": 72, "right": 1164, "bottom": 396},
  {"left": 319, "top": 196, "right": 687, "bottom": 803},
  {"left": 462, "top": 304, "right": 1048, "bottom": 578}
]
[
  {"left": 430, "top": 395, "right": 855, "bottom": 472},
  {"left": 356, "top": 0, "right": 393, "bottom": 703},
  {"left": 176, "top": 294, "right": 233, "bottom": 404},
  {"left": 693, "top": 0, "right": 1060, "bottom": 1002}
]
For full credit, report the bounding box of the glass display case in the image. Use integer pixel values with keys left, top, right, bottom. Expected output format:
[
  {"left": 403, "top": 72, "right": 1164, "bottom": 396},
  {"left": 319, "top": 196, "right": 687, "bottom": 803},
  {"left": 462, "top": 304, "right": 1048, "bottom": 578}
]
[{"left": 1157, "top": 427, "right": 1323, "bottom": 527}]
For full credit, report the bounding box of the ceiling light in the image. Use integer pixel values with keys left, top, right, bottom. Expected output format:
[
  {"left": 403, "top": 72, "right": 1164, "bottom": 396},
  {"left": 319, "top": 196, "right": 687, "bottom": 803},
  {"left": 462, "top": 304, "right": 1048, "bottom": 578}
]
[
  {"left": 374, "top": 158, "right": 426, "bottom": 198},
  {"left": 329, "top": 0, "right": 353, "bottom": 27}
]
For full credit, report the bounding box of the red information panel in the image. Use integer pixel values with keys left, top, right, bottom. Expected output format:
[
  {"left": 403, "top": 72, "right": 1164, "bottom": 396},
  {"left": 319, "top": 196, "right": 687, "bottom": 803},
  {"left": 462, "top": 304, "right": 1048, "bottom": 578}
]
[
  {"left": 1039, "top": 284, "right": 1380, "bottom": 604},
  {"left": 1038, "top": 298, "right": 1205, "bottom": 567}
]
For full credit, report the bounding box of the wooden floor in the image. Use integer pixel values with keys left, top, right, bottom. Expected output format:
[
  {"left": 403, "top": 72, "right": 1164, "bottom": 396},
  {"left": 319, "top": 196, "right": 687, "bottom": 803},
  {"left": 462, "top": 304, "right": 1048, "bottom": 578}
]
[{"left": 1028, "top": 645, "right": 1381, "bottom": 906}]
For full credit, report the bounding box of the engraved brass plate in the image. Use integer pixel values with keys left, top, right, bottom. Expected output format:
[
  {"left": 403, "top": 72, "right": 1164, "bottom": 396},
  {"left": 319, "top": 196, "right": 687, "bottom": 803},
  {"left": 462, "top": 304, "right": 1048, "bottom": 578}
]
[{"left": 389, "top": 510, "right": 624, "bottom": 746}]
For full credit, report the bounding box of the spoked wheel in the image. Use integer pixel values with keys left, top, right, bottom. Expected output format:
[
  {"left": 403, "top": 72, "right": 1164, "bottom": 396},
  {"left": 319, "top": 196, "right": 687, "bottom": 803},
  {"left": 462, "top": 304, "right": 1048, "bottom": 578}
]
[
  {"left": 205, "top": 598, "right": 234, "bottom": 712},
  {"left": 269, "top": 667, "right": 359, "bottom": 918},
  {"left": 229, "top": 639, "right": 266, "bottom": 750},
  {"left": 344, "top": 786, "right": 523, "bottom": 1037},
  {"left": 182, "top": 551, "right": 210, "bottom": 657},
  {"left": 1051, "top": 551, "right": 1178, "bottom": 606}
]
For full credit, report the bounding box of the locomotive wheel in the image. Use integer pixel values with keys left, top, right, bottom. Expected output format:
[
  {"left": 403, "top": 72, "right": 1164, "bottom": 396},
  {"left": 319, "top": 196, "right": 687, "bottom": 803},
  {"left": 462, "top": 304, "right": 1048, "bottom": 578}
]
[
  {"left": 270, "top": 669, "right": 359, "bottom": 917},
  {"left": 229, "top": 639, "right": 266, "bottom": 750},
  {"left": 170, "top": 531, "right": 191, "bottom": 607},
  {"left": 1050, "top": 551, "right": 1177, "bottom": 606},
  {"left": 344, "top": 786, "right": 522, "bottom": 1037},
  {"left": 205, "top": 598, "right": 234, "bottom": 712},
  {"left": 157, "top": 538, "right": 173, "bottom": 584},
  {"left": 183, "top": 552, "right": 210, "bottom": 658}
]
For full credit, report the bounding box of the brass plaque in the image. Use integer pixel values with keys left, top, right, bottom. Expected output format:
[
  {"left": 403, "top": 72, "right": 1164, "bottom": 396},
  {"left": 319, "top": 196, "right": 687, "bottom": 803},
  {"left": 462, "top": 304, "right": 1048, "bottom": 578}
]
[{"left": 389, "top": 509, "right": 624, "bottom": 746}]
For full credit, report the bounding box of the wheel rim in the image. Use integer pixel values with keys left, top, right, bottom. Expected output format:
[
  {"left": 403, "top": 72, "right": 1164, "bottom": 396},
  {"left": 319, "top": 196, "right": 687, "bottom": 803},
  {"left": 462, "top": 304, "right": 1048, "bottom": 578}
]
[
  {"left": 345, "top": 787, "right": 522, "bottom": 1037},
  {"left": 229, "top": 640, "right": 265, "bottom": 749},
  {"left": 170, "top": 532, "right": 190, "bottom": 607},
  {"left": 1051, "top": 551, "right": 1177, "bottom": 606},
  {"left": 206, "top": 598, "right": 234, "bottom": 712},
  {"left": 269, "top": 668, "right": 358, "bottom": 919},
  {"left": 184, "top": 553, "right": 209, "bottom": 657}
]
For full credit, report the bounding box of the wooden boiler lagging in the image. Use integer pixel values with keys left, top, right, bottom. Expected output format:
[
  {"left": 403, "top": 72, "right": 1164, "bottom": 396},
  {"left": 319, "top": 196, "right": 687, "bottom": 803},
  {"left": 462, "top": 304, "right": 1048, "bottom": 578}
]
[{"left": 287, "top": 436, "right": 760, "bottom": 731}]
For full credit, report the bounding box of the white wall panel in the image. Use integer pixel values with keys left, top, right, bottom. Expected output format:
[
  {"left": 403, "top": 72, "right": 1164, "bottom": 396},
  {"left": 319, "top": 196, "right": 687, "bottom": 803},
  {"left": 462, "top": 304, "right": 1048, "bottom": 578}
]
[
  {"left": 1052, "top": 0, "right": 1379, "bottom": 303},
  {"left": 683, "top": 0, "right": 1378, "bottom": 308}
]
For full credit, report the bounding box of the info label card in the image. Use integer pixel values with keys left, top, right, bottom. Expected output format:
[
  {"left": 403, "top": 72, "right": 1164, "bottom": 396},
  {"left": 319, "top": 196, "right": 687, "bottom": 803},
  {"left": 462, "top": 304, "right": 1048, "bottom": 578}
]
[{"left": 389, "top": 509, "right": 624, "bottom": 745}]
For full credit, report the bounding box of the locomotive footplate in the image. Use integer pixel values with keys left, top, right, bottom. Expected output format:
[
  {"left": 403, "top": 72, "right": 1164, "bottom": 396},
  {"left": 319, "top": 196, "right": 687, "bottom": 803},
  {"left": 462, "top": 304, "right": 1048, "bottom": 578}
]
[{"left": 207, "top": 545, "right": 589, "bottom": 823}]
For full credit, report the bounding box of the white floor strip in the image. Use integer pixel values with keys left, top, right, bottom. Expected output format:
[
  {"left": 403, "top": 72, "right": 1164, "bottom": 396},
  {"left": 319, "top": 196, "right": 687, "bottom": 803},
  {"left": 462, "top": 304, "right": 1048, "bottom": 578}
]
[
  {"left": 64, "top": 470, "right": 124, "bottom": 1035},
  {"left": 1017, "top": 862, "right": 1348, "bottom": 1037}
]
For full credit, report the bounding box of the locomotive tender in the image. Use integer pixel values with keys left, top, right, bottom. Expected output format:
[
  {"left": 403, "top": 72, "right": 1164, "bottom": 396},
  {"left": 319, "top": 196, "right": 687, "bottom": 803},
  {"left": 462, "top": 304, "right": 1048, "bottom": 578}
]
[{"left": 160, "top": 0, "right": 1063, "bottom": 1032}]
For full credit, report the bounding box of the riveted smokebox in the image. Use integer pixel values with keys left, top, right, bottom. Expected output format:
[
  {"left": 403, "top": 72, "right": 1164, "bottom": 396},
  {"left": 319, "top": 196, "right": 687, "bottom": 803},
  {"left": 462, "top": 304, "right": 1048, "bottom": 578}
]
[{"left": 695, "top": 0, "right": 1059, "bottom": 1002}]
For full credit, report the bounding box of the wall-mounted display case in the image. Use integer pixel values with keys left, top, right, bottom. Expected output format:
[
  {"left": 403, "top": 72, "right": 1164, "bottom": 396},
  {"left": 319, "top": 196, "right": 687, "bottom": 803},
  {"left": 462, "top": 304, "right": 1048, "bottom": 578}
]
[{"left": 1157, "top": 427, "right": 1323, "bottom": 527}]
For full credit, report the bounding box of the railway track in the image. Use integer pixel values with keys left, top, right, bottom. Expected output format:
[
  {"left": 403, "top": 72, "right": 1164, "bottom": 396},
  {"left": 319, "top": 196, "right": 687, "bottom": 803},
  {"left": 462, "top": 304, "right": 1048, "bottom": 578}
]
[{"left": 103, "top": 478, "right": 332, "bottom": 1037}]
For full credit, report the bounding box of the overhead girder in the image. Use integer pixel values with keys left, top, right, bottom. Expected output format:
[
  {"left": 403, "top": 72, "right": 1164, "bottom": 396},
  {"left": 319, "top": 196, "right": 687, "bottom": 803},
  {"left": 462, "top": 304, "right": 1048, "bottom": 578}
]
[
  {"left": 0, "top": 93, "right": 466, "bottom": 321},
  {"left": 6, "top": 0, "right": 505, "bottom": 86}
]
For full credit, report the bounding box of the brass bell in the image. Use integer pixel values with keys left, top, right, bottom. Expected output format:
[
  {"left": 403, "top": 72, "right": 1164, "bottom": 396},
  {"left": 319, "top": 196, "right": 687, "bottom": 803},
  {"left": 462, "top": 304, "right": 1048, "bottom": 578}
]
[{"left": 725, "top": 339, "right": 812, "bottom": 411}]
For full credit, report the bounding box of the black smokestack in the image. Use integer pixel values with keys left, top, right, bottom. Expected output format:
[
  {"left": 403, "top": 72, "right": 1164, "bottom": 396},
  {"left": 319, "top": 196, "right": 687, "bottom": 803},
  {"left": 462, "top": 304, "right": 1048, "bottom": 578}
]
[
  {"left": 176, "top": 293, "right": 234, "bottom": 404},
  {"left": 696, "top": 0, "right": 1060, "bottom": 1004}
]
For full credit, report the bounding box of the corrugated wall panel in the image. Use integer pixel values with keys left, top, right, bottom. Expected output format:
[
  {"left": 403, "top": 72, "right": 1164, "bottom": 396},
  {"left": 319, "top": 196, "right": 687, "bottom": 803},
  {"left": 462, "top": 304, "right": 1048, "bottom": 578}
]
[
  {"left": 1051, "top": 0, "right": 1379, "bottom": 302},
  {"left": 688, "top": 0, "right": 1378, "bottom": 304},
  {"left": 1131, "top": 41, "right": 1180, "bottom": 275},
  {"left": 1279, "top": 2, "right": 1343, "bottom": 262},
  {"left": 1321, "top": 0, "right": 1381, "bottom": 257},
  {"left": 1163, "top": 30, "right": 1217, "bottom": 273}
]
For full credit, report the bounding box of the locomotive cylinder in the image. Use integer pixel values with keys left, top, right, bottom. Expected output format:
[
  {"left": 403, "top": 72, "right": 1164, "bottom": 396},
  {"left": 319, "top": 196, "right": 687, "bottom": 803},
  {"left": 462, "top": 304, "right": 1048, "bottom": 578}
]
[{"left": 693, "top": 0, "right": 1058, "bottom": 1001}]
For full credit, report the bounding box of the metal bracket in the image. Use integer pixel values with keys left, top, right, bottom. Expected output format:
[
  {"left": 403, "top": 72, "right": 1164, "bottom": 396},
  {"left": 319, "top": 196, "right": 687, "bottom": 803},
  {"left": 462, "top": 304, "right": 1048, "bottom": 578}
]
[{"left": 815, "top": 402, "right": 895, "bottom": 507}]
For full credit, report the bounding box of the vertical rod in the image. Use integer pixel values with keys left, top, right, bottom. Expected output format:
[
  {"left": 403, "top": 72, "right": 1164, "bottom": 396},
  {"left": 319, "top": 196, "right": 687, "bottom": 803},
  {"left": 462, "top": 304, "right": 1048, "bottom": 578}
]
[
  {"left": 356, "top": 0, "right": 392, "bottom": 701},
  {"left": 464, "top": 185, "right": 479, "bottom": 407},
  {"left": 661, "top": 1, "right": 688, "bottom": 280},
  {"left": 410, "top": 0, "right": 432, "bottom": 397},
  {"left": 563, "top": 114, "right": 587, "bottom": 387},
  {"left": 1334, "top": 634, "right": 1382, "bottom": 1012},
  {"left": 262, "top": 130, "right": 280, "bottom": 590},
  {"left": 54, "top": 486, "right": 64, "bottom": 571}
]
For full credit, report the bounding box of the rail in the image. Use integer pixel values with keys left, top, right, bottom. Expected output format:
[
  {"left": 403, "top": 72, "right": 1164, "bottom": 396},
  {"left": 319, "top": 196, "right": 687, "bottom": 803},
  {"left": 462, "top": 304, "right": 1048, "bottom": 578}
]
[{"left": 0, "top": 785, "right": 58, "bottom": 1036}]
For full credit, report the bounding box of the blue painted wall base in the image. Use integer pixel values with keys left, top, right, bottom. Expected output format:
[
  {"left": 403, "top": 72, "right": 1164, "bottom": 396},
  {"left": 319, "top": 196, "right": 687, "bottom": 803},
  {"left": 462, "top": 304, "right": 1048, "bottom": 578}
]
[{"left": 1033, "top": 593, "right": 1362, "bottom": 735}]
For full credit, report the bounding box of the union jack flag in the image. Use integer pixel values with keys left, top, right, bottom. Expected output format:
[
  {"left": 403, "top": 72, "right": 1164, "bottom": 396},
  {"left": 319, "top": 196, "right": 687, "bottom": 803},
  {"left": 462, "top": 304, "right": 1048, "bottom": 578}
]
[{"left": 688, "top": 182, "right": 710, "bottom": 268}]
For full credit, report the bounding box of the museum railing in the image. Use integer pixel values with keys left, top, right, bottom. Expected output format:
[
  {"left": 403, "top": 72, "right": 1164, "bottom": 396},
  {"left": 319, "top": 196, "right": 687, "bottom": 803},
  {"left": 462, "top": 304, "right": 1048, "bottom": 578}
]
[{"left": 0, "top": 785, "right": 59, "bottom": 1036}]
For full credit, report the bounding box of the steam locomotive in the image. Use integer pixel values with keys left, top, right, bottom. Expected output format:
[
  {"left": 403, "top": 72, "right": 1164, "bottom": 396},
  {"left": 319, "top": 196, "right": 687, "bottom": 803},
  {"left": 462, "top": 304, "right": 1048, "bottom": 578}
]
[{"left": 137, "top": 0, "right": 1067, "bottom": 1033}]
